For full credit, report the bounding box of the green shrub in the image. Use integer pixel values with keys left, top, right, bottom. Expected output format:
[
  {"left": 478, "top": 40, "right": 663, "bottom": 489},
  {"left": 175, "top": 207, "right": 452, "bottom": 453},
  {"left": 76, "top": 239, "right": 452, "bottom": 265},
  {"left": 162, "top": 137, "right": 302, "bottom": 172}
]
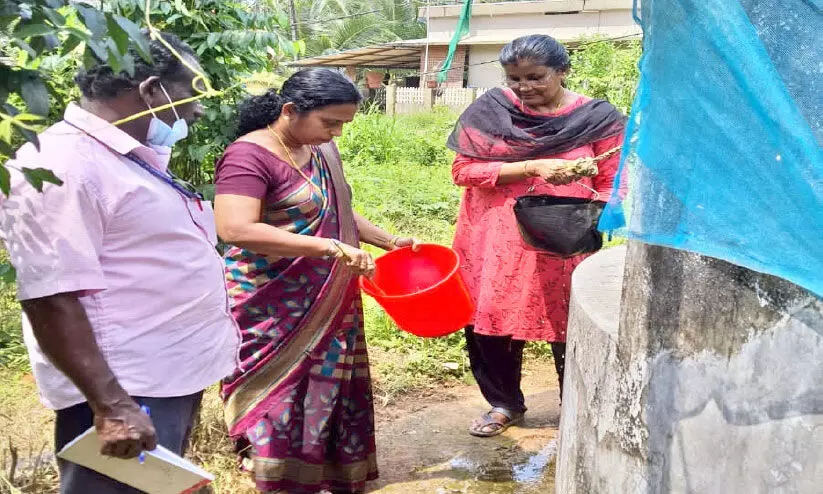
[
  {"left": 0, "top": 251, "right": 26, "bottom": 371},
  {"left": 337, "top": 107, "right": 456, "bottom": 170},
  {"left": 340, "top": 108, "right": 461, "bottom": 247}
]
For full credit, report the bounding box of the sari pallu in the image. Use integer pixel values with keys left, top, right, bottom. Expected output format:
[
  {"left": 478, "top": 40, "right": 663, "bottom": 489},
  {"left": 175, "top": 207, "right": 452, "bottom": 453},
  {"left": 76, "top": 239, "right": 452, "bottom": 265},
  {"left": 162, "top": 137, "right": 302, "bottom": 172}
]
[{"left": 221, "top": 143, "right": 378, "bottom": 493}]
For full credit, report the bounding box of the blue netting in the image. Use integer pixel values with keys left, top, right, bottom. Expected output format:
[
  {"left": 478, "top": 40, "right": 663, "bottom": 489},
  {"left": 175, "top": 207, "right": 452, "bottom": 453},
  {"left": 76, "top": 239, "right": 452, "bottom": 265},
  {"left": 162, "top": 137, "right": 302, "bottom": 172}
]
[{"left": 600, "top": 0, "right": 823, "bottom": 297}]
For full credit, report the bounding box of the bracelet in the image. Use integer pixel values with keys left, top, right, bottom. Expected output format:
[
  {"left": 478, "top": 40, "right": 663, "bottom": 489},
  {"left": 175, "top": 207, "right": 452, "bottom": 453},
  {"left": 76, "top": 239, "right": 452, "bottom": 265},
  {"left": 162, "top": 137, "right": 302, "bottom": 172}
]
[
  {"left": 324, "top": 239, "right": 337, "bottom": 259},
  {"left": 523, "top": 161, "right": 533, "bottom": 177},
  {"left": 328, "top": 239, "right": 348, "bottom": 259},
  {"left": 390, "top": 236, "right": 400, "bottom": 248}
]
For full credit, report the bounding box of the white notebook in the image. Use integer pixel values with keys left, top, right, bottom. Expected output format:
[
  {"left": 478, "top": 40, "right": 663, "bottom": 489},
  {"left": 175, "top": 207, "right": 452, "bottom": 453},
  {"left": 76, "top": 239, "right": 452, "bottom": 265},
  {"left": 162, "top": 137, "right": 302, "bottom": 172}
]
[{"left": 57, "top": 427, "right": 214, "bottom": 494}]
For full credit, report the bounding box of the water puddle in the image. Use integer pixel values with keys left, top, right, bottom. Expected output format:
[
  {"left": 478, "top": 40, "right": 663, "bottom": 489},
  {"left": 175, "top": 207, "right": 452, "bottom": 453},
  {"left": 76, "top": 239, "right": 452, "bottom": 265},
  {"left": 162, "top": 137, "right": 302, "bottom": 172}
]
[
  {"left": 512, "top": 440, "right": 558, "bottom": 484},
  {"left": 414, "top": 439, "right": 559, "bottom": 493}
]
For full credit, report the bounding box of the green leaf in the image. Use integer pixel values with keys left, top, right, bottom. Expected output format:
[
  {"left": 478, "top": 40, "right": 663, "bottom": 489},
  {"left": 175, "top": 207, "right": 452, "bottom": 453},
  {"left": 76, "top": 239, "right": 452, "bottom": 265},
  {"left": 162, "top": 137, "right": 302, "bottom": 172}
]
[
  {"left": 196, "top": 184, "right": 215, "bottom": 202},
  {"left": 106, "top": 14, "right": 129, "bottom": 54},
  {"left": 220, "top": 104, "right": 233, "bottom": 119},
  {"left": 28, "top": 36, "right": 49, "bottom": 57},
  {"left": 14, "top": 23, "right": 54, "bottom": 38},
  {"left": 82, "top": 48, "right": 98, "bottom": 69},
  {"left": 106, "top": 42, "right": 123, "bottom": 74},
  {"left": 41, "top": 7, "right": 66, "bottom": 27},
  {"left": 0, "top": 140, "right": 13, "bottom": 158},
  {"left": 0, "top": 165, "right": 10, "bottom": 196},
  {"left": 20, "top": 75, "right": 49, "bottom": 116},
  {"left": 120, "top": 53, "right": 135, "bottom": 77},
  {"left": 0, "top": 64, "right": 10, "bottom": 89},
  {"left": 12, "top": 113, "right": 43, "bottom": 122},
  {"left": 174, "top": 0, "right": 193, "bottom": 18},
  {"left": 13, "top": 39, "right": 37, "bottom": 58},
  {"left": 279, "top": 37, "right": 296, "bottom": 57},
  {"left": 65, "top": 27, "right": 91, "bottom": 41},
  {"left": 206, "top": 32, "right": 220, "bottom": 48},
  {"left": 274, "top": 11, "right": 288, "bottom": 27},
  {"left": 86, "top": 38, "right": 109, "bottom": 62},
  {"left": 42, "top": 34, "right": 59, "bottom": 51},
  {"left": 188, "top": 144, "right": 211, "bottom": 163},
  {"left": 114, "top": 16, "right": 151, "bottom": 63},
  {"left": 0, "top": 119, "right": 12, "bottom": 143},
  {"left": 76, "top": 6, "right": 107, "bottom": 37},
  {"left": 61, "top": 33, "right": 84, "bottom": 56},
  {"left": 0, "top": 263, "right": 15, "bottom": 284},
  {"left": 2, "top": 104, "right": 39, "bottom": 150},
  {"left": 21, "top": 167, "right": 63, "bottom": 192}
]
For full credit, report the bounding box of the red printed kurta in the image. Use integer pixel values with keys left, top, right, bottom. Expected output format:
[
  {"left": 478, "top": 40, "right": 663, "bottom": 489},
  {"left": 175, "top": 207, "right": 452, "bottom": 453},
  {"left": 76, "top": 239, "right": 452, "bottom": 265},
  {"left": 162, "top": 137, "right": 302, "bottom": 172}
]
[{"left": 452, "top": 89, "right": 623, "bottom": 342}]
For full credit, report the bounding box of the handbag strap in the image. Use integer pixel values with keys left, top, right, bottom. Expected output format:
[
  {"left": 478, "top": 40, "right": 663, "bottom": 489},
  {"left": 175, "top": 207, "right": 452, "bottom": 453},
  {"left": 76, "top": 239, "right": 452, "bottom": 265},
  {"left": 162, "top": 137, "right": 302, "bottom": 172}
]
[{"left": 528, "top": 181, "right": 601, "bottom": 201}]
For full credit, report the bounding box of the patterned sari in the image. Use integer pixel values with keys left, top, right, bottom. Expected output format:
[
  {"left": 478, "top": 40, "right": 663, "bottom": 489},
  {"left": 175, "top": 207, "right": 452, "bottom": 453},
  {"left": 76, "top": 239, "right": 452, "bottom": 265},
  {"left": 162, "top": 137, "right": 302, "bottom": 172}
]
[{"left": 221, "top": 143, "right": 377, "bottom": 493}]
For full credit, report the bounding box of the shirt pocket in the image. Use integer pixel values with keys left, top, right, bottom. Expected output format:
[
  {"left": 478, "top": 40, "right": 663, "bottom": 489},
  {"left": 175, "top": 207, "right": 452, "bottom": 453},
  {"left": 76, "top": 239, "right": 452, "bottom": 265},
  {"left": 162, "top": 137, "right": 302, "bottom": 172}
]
[{"left": 187, "top": 199, "right": 218, "bottom": 246}]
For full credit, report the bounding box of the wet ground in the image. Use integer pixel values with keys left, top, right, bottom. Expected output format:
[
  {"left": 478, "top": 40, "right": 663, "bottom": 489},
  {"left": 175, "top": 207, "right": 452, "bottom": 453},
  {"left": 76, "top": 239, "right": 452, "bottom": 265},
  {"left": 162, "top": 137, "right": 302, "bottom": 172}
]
[{"left": 369, "top": 362, "right": 560, "bottom": 493}]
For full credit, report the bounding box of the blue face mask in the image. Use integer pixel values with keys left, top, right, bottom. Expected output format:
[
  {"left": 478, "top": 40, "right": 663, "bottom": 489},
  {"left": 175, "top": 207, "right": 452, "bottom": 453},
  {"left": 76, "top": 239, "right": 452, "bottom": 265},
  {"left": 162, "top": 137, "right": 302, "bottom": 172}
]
[{"left": 144, "top": 83, "right": 189, "bottom": 148}]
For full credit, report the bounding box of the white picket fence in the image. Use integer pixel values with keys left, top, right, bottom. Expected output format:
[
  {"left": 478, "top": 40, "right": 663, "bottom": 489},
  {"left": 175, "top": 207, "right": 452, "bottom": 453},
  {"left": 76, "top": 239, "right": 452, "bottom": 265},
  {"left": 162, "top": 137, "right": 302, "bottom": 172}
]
[
  {"left": 395, "top": 87, "right": 425, "bottom": 114},
  {"left": 386, "top": 85, "right": 494, "bottom": 115}
]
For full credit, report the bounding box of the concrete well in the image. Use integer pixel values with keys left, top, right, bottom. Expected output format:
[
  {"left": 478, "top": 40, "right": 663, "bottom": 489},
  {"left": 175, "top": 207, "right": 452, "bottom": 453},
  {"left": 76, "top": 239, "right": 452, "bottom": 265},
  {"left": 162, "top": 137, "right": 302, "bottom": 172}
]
[{"left": 556, "top": 242, "right": 823, "bottom": 493}]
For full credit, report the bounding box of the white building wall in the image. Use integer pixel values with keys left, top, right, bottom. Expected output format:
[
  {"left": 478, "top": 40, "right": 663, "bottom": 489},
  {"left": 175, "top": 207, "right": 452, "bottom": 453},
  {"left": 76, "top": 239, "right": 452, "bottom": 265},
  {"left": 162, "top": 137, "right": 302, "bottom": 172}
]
[
  {"left": 421, "top": 0, "right": 640, "bottom": 89},
  {"left": 467, "top": 45, "right": 504, "bottom": 88},
  {"left": 427, "top": 10, "right": 638, "bottom": 44}
]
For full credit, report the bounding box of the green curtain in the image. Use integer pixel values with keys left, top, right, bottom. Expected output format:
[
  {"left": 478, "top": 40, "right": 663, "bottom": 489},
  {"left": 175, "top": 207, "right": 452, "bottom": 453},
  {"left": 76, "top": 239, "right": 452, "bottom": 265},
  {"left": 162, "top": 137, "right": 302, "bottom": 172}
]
[{"left": 436, "top": 0, "right": 473, "bottom": 84}]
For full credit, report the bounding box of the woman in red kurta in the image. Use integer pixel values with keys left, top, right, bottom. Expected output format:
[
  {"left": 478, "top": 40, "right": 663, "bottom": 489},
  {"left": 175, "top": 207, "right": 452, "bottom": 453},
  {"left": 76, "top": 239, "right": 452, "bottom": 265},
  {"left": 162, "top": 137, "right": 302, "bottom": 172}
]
[{"left": 447, "top": 35, "right": 625, "bottom": 436}]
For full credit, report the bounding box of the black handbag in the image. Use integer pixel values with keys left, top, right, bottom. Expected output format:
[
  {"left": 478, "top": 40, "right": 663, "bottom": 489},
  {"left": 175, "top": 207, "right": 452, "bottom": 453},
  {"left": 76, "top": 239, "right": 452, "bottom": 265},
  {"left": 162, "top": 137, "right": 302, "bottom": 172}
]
[{"left": 513, "top": 195, "right": 605, "bottom": 257}]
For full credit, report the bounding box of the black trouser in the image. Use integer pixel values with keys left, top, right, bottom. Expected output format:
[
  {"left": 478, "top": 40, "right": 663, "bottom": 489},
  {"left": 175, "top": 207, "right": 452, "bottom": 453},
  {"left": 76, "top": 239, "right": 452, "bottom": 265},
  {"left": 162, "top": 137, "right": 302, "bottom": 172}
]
[
  {"left": 552, "top": 342, "right": 566, "bottom": 402},
  {"left": 465, "top": 326, "right": 567, "bottom": 413}
]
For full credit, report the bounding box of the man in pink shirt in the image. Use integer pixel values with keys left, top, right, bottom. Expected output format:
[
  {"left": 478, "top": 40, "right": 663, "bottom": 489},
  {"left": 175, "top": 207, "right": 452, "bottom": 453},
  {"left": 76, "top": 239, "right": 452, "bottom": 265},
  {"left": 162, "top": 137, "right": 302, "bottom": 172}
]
[{"left": 0, "top": 33, "right": 239, "bottom": 493}]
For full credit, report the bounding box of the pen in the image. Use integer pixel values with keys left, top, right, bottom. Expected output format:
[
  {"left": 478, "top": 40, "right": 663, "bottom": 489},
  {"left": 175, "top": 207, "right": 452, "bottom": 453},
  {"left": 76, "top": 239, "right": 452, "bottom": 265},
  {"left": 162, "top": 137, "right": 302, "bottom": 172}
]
[{"left": 138, "top": 405, "right": 151, "bottom": 465}]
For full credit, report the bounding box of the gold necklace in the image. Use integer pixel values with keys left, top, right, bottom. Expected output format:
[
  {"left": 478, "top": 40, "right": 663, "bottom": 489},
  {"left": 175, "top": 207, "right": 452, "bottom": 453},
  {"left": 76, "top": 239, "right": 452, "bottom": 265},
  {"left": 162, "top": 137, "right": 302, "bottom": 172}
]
[
  {"left": 267, "top": 125, "right": 327, "bottom": 206},
  {"left": 519, "top": 90, "right": 565, "bottom": 113},
  {"left": 549, "top": 89, "right": 566, "bottom": 112}
]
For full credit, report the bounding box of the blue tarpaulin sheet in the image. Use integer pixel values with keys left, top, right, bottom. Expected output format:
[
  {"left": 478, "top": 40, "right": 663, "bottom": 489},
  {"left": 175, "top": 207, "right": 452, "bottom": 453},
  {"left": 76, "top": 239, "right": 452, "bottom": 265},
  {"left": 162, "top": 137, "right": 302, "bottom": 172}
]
[{"left": 601, "top": 0, "right": 823, "bottom": 297}]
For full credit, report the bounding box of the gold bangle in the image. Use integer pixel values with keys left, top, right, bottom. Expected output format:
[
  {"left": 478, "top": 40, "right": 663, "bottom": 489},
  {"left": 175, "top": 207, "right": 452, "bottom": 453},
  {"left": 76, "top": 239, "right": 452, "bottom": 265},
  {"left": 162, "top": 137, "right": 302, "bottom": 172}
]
[
  {"left": 329, "top": 239, "right": 350, "bottom": 260},
  {"left": 390, "top": 236, "right": 400, "bottom": 248}
]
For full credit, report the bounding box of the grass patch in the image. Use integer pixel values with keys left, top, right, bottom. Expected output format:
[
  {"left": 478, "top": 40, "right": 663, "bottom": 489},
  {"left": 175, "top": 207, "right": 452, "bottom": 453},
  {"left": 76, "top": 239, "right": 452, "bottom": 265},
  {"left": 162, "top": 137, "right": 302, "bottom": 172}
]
[{"left": 0, "top": 370, "right": 58, "bottom": 493}]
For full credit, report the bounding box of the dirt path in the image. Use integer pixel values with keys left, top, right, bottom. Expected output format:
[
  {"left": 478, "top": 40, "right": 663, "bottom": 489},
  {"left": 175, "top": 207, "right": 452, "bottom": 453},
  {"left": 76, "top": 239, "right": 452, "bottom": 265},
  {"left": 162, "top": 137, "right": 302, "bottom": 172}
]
[
  {"left": 0, "top": 362, "right": 560, "bottom": 493},
  {"left": 368, "top": 360, "right": 560, "bottom": 493}
]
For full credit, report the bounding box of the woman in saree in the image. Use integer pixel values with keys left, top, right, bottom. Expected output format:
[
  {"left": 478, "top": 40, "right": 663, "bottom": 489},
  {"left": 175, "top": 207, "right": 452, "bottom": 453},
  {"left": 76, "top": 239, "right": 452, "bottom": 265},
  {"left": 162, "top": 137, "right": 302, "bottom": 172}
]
[
  {"left": 214, "top": 68, "right": 417, "bottom": 493},
  {"left": 447, "top": 35, "right": 626, "bottom": 437}
]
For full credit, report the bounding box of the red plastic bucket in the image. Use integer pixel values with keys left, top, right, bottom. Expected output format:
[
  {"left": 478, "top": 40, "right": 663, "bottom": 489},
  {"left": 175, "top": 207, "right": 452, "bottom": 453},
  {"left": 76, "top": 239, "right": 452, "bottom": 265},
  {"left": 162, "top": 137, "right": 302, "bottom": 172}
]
[{"left": 360, "top": 244, "right": 475, "bottom": 337}]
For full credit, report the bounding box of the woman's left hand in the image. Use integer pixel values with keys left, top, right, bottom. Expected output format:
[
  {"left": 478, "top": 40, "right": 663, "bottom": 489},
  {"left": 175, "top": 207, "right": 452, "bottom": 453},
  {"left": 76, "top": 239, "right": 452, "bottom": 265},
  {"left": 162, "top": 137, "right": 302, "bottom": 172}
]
[{"left": 389, "top": 236, "right": 422, "bottom": 251}]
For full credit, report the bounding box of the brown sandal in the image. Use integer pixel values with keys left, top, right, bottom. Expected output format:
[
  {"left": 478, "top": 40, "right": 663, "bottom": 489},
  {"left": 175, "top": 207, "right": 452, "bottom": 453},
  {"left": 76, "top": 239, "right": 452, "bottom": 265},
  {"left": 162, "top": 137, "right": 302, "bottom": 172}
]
[{"left": 468, "top": 407, "right": 524, "bottom": 437}]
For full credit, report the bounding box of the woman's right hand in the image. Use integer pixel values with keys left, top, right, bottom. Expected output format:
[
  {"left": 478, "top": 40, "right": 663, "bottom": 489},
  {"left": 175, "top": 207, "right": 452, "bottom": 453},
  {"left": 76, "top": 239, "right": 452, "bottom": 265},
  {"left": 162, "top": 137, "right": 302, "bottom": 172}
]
[
  {"left": 525, "top": 159, "right": 586, "bottom": 186},
  {"left": 328, "top": 240, "right": 376, "bottom": 278}
]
